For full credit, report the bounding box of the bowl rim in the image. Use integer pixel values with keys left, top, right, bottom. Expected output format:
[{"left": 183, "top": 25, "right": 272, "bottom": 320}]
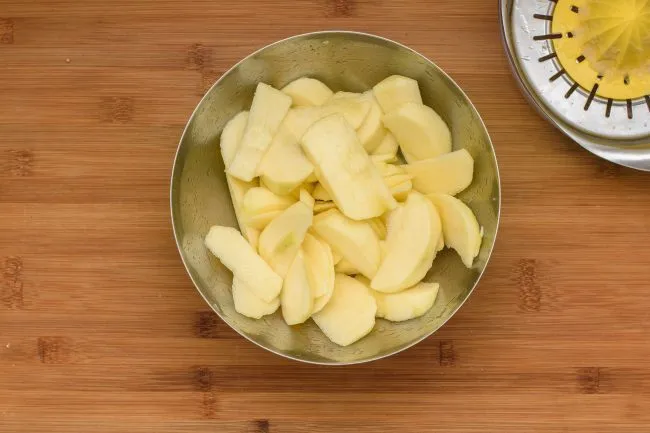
[{"left": 170, "top": 30, "right": 502, "bottom": 365}]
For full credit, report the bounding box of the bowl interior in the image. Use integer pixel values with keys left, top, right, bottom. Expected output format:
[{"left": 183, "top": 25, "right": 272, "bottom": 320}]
[{"left": 171, "top": 31, "right": 500, "bottom": 364}]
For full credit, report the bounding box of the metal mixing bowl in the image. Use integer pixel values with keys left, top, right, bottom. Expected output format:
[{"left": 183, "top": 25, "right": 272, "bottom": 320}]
[{"left": 170, "top": 31, "right": 500, "bottom": 365}]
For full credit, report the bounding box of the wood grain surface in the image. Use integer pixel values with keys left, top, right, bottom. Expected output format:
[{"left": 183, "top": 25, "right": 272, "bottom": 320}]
[{"left": 2, "top": 0, "right": 650, "bottom": 431}]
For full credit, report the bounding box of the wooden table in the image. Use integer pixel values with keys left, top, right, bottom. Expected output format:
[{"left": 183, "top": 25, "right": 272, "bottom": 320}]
[{"left": 2, "top": 1, "right": 649, "bottom": 431}]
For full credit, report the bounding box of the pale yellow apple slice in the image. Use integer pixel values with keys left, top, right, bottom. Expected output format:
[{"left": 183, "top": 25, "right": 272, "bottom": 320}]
[
  {"left": 258, "top": 110, "right": 314, "bottom": 196},
  {"left": 242, "top": 187, "right": 296, "bottom": 216},
  {"left": 367, "top": 217, "right": 387, "bottom": 240},
  {"left": 232, "top": 277, "right": 279, "bottom": 319},
  {"left": 372, "top": 75, "right": 423, "bottom": 113},
  {"left": 382, "top": 102, "right": 451, "bottom": 163},
  {"left": 312, "top": 209, "right": 381, "bottom": 279},
  {"left": 371, "top": 132, "right": 399, "bottom": 162},
  {"left": 312, "top": 183, "right": 331, "bottom": 201},
  {"left": 331, "top": 250, "right": 343, "bottom": 265},
  {"left": 428, "top": 193, "right": 482, "bottom": 268},
  {"left": 383, "top": 174, "right": 414, "bottom": 202},
  {"left": 312, "top": 274, "right": 377, "bottom": 346},
  {"left": 314, "top": 201, "right": 337, "bottom": 214},
  {"left": 244, "top": 209, "right": 282, "bottom": 230},
  {"left": 372, "top": 282, "right": 439, "bottom": 322},
  {"left": 220, "top": 111, "right": 249, "bottom": 166},
  {"left": 402, "top": 149, "right": 474, "bottom": 195},
  {"left": 258, "top": 199, "right": 313, "bottom": 278},
  {"left": 320, "top": 95, "right": 371, "bottom": 129},
  {"left": 301, "top": 114, "right": 397, "bottom": 221},
  {"left": 335, "top": 258, "right": 359, "bottom": 275},
  {"left": 204, "top": 226, "right": 282, "bottom": 302},
  {"left": 357, "top": 91, "right": 387, "bottom": 153},
  {"left": 220, "top": 111, "right": 260, "bottom": 246},
  {"left": 303, "top": 234, "right": 335, "bottom": 314},
  {"left": 228, "top": 83, "right": 292, "bottom": 181},
  {"left": 281, "top": 250, "right": 314, "bottom": 325},
  {"left": 281, "top": 77, "right": 333, "bottom": 107},
  {"left": 371, "top": 192, "right": 441, "bottom": 293}
]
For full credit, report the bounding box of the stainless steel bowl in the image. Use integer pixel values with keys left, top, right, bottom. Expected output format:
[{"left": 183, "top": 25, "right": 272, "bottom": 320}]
[{"left": 171, "top": 31, "right": 500, "bottom": 365}]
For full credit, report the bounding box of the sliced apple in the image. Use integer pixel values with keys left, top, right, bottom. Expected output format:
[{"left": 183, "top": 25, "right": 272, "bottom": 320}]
[
  {"left": 220, "top": 111, "right": 249, "bottom": 167},
  {"left": 204, "top": 226, "right": 282, "bottom": 302},
  {"left": 282, "top": 77, "right": 333, "bottom": 107},
  {"left": 281, "top": 251, "right": 314, "bottom": 325},
  {"left": 331, "top": 250, "right": 343, "bottom": 265},
  {"left": 301, "top": 114, "right": 397, "bottom": 221},
  {"left": 312, "top": 209, "right": 381, "bottom": 279},
  {"left": 242, "top": 187, "right": 296, "bottom": 216},
  {"left": 303, "top": 233, "right": 335, "bottom": 314},
  {"left": 312, "top": 183, "right": 331, "bottom": 201},
  {"left": 228, "top": 83, "right": 292, "bottom": 181},
  {"left": 258, "top": 110, "right": 314, "bottom": 196},
  {"left": 402, "top": 149, "right": 474, "bottom": 195},
  {"left": 371, "top": 192, "right": 441, "bottom": 293},
  {"left": 244, "top": 209, "right": 282, "bottom": 230},
  {"left": 373, "top": 282, "right": 439, "bottom": 322},
  {"left": 258, "top": 199, "right": 313, "bottom": 278},
  {"left": 314, "top": 201, "right": 337, "bottom": 214},
  {"left": 312, "top": 274, "right": 377, "bottom": 346},
  {"left": 335, "top": 258, "right": 359, "bottom": 275},
  {"left": 367, "top": 217, "right": 387, "bottom": 240},
  {"left": 371, "top": 132, "right": 399, "bottom": 162},
  {"left": 372, "top": 75, "right": 423, "bottom": 114},
  {"left": 428, "top": 193, "right": 481, "bottom": 268},
  {"left": 220, "top": 111, "right": 260, "bottom": 246},
  {"left": 357, "top": 91, "right": 387, "bottom": 153},
  {"left": 320, "top": 95, "right": 371, "bottom": 129},
  {"left": 382, "top": 102, "right": 451, "bottom": 163},
  {"left": 232, "top": 277, "right": 279, "bottom": 319},
  {"left": 384, "top": 174, "right": 414, "bottom": 202}
]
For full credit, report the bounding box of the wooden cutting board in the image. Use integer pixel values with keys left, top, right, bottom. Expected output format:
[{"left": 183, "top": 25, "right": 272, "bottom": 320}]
[{"left": 2, "top": 1, "right": 649, "bottom": 431}]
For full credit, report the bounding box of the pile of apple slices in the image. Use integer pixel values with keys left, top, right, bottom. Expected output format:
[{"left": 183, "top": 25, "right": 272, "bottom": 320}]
[{"left": 204, "top": 75, "right": 482, "bottom": 347}]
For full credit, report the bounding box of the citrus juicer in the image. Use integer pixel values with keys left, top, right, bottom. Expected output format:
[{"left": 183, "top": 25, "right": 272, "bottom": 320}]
[{"left": 500, "top": 0, "right": 650, "bottom": 171}]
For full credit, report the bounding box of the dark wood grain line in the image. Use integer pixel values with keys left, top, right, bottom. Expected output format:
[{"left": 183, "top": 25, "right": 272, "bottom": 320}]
[
  {"left": 2, "top": 256, "right": 24, "bottom": 309},
  {"left": 326, "top": 0, "right": 356, "bottom": 17},
  {"left": 577, "top": 367, "right": 601, "bottom": 394},
  {"left": 515, "top": 259, "right": 541, "bottom": 312},
  {"left": 439, "top": 340, "right": 456, "bottom": 366},
  {"left": 37, "top": 337, "right": 72, "bottom": 364},
  {"left": 3, "top": 149, "right": 34, "bottom": 176},
  {"left": 0, "top": 18, "right": 14, "bottom": 44}
]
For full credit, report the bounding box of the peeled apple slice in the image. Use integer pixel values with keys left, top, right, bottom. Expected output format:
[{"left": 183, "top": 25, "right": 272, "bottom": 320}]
[
  {"left": 242, "top": 187, "right": 296, "bottom": 216},
  {"left": 301, "top": 114, "right": 397, "bottom": 221},
  {"left": 335, "top": 258, "right": 359, "bottom": 275},
  {"left": 373, "top": 282, "right": 440, "bottom": 322},
  {"left": 281, "top": 251, "right": 314, "bottom": 325},
  {"left": 312, "top": 274, "right": 377, "bottom": 346},
  {"left": 232, "top": 277, "right": 279, "bottom": 319},
  {"left": 258, "top": 199, "right": 313, "bottom": 278},
  {"left": 428, "top": 193, "right": 482, "bottom": 268},
  {"left": 371, "top": 133, "right": 399, "bottom": 162},
  {"left": 402, "top": 149, "right": 474, "bottom": 196},
  {"left": 204, "top": 226, "right": 282, "bottom": 302},
  {"left": 371, "top": 192, "right": 441, "bottom": 293},
  {"left": 357, "top": 91, "right": 387, "bottom": 153},
  {"left": 312, "top": 183, "right": 331, "bottom": 201},
  {"left": 367, "top": 217, "right": 387, "bottom": 240},
  {"left": 382, "top": 102, "right": 451, "bottom": 163},
  {"left": 220, "top": 111, "right": 260, "bottom": 246},
  {"left": 244, "top": 209, "right": 282, "bottom": 230},
  {"left": 228, "top": 83, "right": 292, "bottom": 181},
  {"left": 221, "top": 111, "right": 249, "bottom": 166},
  {"left": 282, "top": 77, "right": 333, "bottom": 107},
  {"left": 372, "top": 75, "right": 423, "bottom": 113},
  {"left": 303, "top": 233, "right": 335, "bottom": 314},
  {"left": 258, "top": 110, "right": 315, "bottom": 196},
  {"left": 320, "top": 95, "right": 371, "bottom": 129},
  {"left": 314, "top": 201, "right": 337, "bottom": 214},
  {"left": 312, "top": 209, "right": 381, "bottom": 280}
]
